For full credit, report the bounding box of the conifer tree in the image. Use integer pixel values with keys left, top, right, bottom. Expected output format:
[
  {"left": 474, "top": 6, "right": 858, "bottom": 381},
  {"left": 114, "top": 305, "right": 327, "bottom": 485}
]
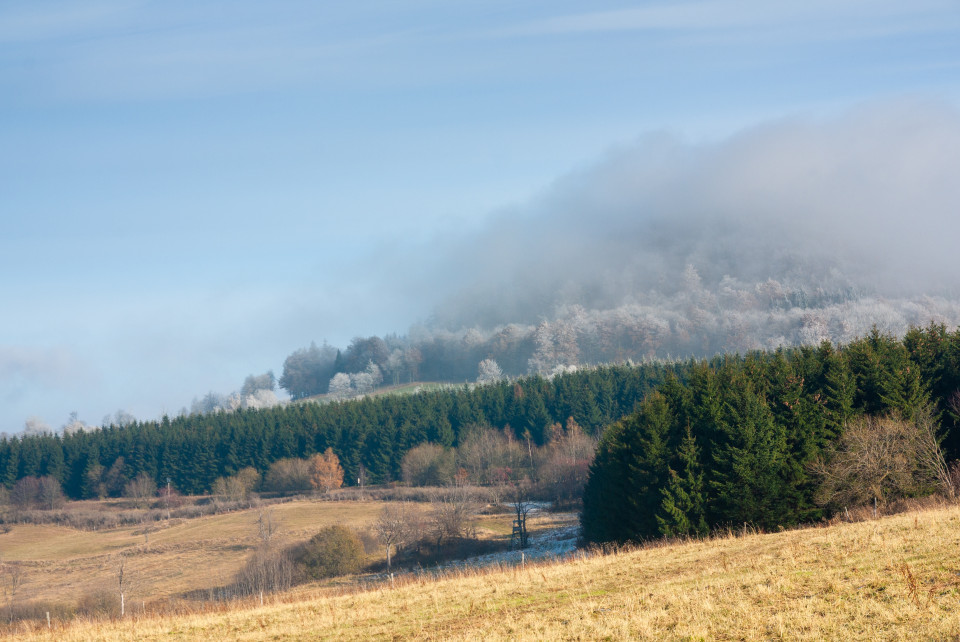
[
  {"left": 710, "top": 382, "right": 797, "bottom": 529},
  {"left": 581, "top": 390, "right": 675, "bottom": 543},
  {"left": 657, "top": 425, "right": 708, "bottom": 538}
]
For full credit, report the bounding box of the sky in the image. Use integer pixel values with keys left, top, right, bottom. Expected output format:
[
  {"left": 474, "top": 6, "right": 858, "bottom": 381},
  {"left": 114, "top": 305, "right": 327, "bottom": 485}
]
[{"left": 2, "top": 1, "right": 960, "bottom": 432}]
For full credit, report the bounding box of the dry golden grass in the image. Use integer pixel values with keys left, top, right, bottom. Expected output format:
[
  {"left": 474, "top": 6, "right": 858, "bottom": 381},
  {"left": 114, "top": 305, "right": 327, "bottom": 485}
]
[
  {"left": 0, "top": 499, "right": 397, "bottom": 604},
  {"left": 10, "top": 502, "right": 960, "bottom": 640}
]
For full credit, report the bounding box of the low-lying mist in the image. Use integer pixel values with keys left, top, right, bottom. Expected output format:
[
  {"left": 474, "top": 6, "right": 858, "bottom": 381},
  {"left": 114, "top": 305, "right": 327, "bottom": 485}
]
[{"left": 271, "top": 99, "right": 960, "bottom": 400}]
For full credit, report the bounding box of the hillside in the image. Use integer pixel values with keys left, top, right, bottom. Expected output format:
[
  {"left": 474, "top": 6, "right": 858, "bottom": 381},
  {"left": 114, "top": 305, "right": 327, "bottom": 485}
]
[
  {"left": 14, "top": 501, "right": 960, "bottom": 640},
  {"left": 0, "top": 499, "right": 391, "bottom": 605}
]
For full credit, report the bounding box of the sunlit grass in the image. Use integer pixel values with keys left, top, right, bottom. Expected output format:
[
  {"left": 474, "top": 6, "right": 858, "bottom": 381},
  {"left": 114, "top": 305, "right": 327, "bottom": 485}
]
[
  {"left": 11, "top": 501, "right": 960, "bottom": 640},
  {"left": 0, "top": 499, "right": 393, "bottom": 603}
]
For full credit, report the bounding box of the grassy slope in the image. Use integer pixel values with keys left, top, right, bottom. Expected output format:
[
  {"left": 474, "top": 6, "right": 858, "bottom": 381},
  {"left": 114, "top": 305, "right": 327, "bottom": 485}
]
[
  {"left": 0, "top": 500, "right": 391, "bottom": 603},
  {"left": 14, "top": 502, "right": 960, "bottom": 641},
  {"left": 0, "top": 497, "right": 567, "bottom": 608},
  {"left": 299, "top": 382, "right": 460, "bottom": 404}
]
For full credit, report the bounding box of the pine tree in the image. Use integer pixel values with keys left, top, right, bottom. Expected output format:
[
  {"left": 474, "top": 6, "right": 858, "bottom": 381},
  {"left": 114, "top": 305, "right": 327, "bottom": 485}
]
[
  {"left": 581, "top": 390, "right": 675, "bottom": 543},
  {"left": 657, "top": 425, "right": 708, "bottom": 538},
  {"left": 710, "top": 382, "right": 797, "bottom": 530}
]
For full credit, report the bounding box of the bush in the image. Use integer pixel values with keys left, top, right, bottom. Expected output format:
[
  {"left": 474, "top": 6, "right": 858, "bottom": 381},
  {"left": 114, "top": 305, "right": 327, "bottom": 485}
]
[
  {"left": 295, "top": 525, "right": 365, "bottom": 579},
  {"left": 231, "top": 546, "right": 295, "bottom": 596},
  {"left": 401, "top": 443, "right": 455, "bottom": 486},
  {"left": 263, "top": 458, "right": 312, "bottom": 493},
  {"left": 76, "top": 590, "right": 120, "bottom": 617},
  {"left": 8, "top": 476, "right": 64, "bottom": 511}
]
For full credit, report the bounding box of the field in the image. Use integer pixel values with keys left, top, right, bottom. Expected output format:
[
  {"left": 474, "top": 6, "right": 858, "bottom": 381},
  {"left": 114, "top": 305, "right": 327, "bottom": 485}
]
[
  {"left": 0, "top": 499, "right": 394, "bottom": 604},
  {"left": 0, "top": 495, "right": 570, "bottom": 610},
  {"left": 300, "top": 381, "right": 461, "bottom": 404},
  {"left": 7, "top": 500, "right": 960, "bottom": 640}
]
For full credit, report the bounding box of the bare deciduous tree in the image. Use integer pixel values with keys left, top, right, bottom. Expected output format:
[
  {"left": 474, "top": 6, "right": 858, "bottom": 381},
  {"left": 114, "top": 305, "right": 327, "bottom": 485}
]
[
  {"left": 9, "top": 476, "right": 64, "bottom": 511},
  {"left": 913, "top": 407, "right": 955, "bottom": 498},
  {"left": 538, "top": 418, "right": 596, "bottom": 507},
  {"left": 213, "top": 467, "right": 260, "bottom": 503},
  {"left": 457, "top": 426, "right": 526, "bottom": 485},
  {"left": 124, "top": 473, "right": 157, "bottom": 509},
  {"left": 37, "top": 476, "right": 65, "bottom": 510},
  {"left": 508, "top": 480, "right": 535, "bottom": 549},
  {"left": 374, "top": 503, "right": 420, "bottom": 568},
  {"left": 429, "top": 476, "right": 477, "bottom": 552},
  {"left": 110, "top": 555, "right": 140, "bottom": 618},
  {"left": 256, "top": 509, "right": 279, "bottom": 545},
  {"left": 2, "top": 561, "right": 26, "bottom": 622},
  {"left": 810, "top": 408, "right": 953, "bottom": 510}
]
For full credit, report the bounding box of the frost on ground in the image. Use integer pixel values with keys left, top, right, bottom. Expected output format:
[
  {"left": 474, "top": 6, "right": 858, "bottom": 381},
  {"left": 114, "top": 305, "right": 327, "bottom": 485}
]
[
  {"left": 433, "top": 511, "right": 582, "bottom": 573},
  {"left": 368, "top": 510, "right": 582, "bottom": 584},
  {"left": 445, "top": 523, "right": 581, "bottom": 570}
]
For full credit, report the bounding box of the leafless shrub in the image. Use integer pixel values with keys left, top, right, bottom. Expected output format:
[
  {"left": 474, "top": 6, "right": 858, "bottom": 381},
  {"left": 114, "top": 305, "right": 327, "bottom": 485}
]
[
  {"left": 810, "top": 407, "right": 954, "bottom": 511},
  {"left": 401, "top": 443, "right": 456, "bottom": 487},
  {"left": 76, "top": 590, "right": 121, "bottom": 618},
  {"left": 230, "top": 546, "right": 296, "bottom": 597},
  {"left": 457, "top": 426, "right": 527, "bottom": 485},
  {"left": 323, "top": 484, "right": 494, "bottom": 504},
  {"left": 212, "top": 467, "right": 260, "bottom": 502},
  {"left": 123, "top": 473, "right": 157, "bottom": 509},
  {"left": 429, "top": 477, "right": 478, "bottom": 552},
  {"left": 263, "top": 458, "right": 312, "bottom": 493},
  {"left": 0, "top": 599, "right": 75, "bottom": 626}
]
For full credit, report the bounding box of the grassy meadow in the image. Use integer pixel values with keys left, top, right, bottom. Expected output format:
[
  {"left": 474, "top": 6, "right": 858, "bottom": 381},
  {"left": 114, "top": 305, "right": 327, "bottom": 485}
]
[
  {"left": 0, "top": 498, "right": 409, "bottom": 605},
  {"left": 0, "top": 495, "right": 570, "bottom": 614},
  {"left": 6, "top": 500, "right": 960, "bottom": 640}
]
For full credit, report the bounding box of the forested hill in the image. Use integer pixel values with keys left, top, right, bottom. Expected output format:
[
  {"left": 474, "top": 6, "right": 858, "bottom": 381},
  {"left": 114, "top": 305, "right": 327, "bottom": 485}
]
[
  {"left": 581, "top": 324, "right": 960, "bottom": 544},
  {"left": 3, "top": 325, "right": 958, "bottom": 505},
  {"left": 0, "top": 364, "right": 678, "bottom": 498}
]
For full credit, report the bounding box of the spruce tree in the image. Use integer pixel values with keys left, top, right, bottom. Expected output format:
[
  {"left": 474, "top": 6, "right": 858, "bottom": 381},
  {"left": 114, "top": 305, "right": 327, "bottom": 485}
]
[{"left": 657, "top": 425, "right": 708, "bottom": 538}]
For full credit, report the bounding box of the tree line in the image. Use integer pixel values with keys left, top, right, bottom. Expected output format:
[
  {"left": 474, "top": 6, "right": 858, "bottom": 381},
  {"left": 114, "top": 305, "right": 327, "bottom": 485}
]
[
  {"left": 276, "top": 263, "right": 960, "bottom": 400},
  {"left": 581, "top": 324, "right": 960, "bottom": 544},
  {"left": 0, "top": 363, "right": 677, "bottom": 499}
]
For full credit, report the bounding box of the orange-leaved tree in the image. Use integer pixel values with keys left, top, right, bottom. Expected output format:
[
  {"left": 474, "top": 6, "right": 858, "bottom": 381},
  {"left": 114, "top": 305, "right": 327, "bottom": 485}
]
[{"left": 309, "top": 448, "right": 344, "bottom": 493}]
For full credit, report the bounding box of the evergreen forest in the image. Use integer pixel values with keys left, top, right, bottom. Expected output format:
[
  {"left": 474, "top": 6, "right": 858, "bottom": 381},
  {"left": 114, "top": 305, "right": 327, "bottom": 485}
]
[{"left": 3, "top": 324, "right": 959, "bottom": 548}]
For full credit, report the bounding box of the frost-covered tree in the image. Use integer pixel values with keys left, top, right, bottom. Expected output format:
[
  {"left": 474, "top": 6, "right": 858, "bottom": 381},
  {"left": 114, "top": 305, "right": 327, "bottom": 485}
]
[
  {"left": 243, "top": 389, "right": 280, "bottom": 410},
  {"left": 24, "top": 416, "right": 52, "bottom": 436},
  {"left": 476, "top": 358, "right": 504, "bottom": 384},
  {"left": 328, "top": 373, "right": 354, "bottom": 400},
  {"left": 241, "top": 371, "right": 276, "bottom": 397},
  {"left": 64, "top": 412, "right": 94, "bottom": 433}
]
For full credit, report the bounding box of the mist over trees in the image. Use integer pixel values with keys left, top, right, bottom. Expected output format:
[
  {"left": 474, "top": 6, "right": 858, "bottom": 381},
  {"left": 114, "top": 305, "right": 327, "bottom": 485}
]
[
  {"left": 271, "top": 103, "right": 960, "bottom": 400},
  {"left": 278, "top": 271, "right": 960, "bottom": 397}
]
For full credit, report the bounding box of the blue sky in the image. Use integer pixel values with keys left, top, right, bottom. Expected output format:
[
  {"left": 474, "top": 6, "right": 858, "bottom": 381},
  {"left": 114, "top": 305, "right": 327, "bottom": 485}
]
[{"left": 2, "top": 1, "right": 960, "bottom": 431}]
